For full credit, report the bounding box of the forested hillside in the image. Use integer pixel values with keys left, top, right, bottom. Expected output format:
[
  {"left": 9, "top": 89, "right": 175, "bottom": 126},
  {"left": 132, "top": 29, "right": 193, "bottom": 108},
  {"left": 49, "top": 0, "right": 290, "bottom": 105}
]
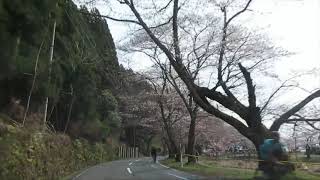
[
  {"left": 0, "top": 0, "right": 121, "bottom": 139},
  {"left": 0, "top": 0, "right": 131, "bottom": 178}
]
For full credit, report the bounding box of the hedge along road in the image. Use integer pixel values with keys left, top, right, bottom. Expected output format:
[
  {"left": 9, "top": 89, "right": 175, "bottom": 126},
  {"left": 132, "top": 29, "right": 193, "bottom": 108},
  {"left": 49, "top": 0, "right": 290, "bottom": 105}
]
[{"left": 70, "top": 157, "right": 205, "bottom": 180}]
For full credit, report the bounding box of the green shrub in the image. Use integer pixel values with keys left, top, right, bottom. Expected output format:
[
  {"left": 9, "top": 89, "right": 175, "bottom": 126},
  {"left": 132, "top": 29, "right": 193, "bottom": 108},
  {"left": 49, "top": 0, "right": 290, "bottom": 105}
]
[{"left": 0, "top": 123, "right": 116, "bottom": 180}]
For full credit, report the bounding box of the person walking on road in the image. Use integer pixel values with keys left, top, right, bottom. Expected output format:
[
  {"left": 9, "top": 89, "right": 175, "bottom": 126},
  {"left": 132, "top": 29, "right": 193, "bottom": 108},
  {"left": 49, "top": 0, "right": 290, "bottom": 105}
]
[{"left": 151, "top": 147, "right": 157, "bottom": 163}]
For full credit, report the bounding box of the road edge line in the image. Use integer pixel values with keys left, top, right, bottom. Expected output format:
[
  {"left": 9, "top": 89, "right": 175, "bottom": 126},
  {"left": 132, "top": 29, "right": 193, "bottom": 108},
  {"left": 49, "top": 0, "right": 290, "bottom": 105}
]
[
  {"left": 167, "top": 172, "right": 189, "bottom": 180},
  {"left": 72, "top": 166, "right": 94, "bottom": 180},
  {"left": 158, "top": 162, "right": 170, "bottom": 169}
]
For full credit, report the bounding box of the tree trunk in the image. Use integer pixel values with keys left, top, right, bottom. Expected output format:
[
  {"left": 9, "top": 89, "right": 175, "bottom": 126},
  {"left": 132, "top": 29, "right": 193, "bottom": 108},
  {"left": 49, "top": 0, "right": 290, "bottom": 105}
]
[
  {"left": 236, "top": 125, "right": 269, "bottom": 171},
  {"left": 12, "top": 35, "right": 21, "bottom": 62},
  {"left": 23, "top": 39, "right": 45, "bottom": 126},
  {"left": 165, "top": 136, "right": 180, "bottom": 161},
  {"left": 175, "top": 152, "right": 181, "bottom": 162},
  {"left": 162, "top": 137, "right": 173, "bottom": 159},
  {"left": 146, "top": 136, "right": 154, "bottom": 155},
  {"left": 170, "top": 141, "right": 180, "bottom": 162},
  {"left": 166, "top": 140, "right": 178, "bottom": 160},
  {"left": 168, "top": 148, "right": 175, "bottom": 159},
  {"left": 64, "top": 95, "right": 75, "bottom": 133},
  {"left": 187, "top": 114, "right": 196, "bottom": 163},
  {"left": 163, "top": 118, "right": 180, "bottom": 161}
]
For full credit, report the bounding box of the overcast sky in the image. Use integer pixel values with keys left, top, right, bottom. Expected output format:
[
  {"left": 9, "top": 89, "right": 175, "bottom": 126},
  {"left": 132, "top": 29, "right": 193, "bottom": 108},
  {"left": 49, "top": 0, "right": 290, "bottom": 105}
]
[
  {"left": 94, "top": 0, "right": 320, "bottom": 100},
  {"left": 101, "top": 0, "right": 319, "bottom": 76},
  {"left": 250, "top": 0, "right": 320, "bottom": 85}
]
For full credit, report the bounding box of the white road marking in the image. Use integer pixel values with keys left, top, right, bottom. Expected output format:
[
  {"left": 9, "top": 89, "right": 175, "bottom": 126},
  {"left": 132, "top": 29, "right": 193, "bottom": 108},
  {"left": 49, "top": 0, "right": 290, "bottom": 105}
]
[
  {"left": 159, "top": 163, "right": 178, "bottom": 171},
  {"left": 159, "top": 163, "right": 170, "bottom": 169},
  {"left": 72, "top": 166, "right": 94, "bottom": 180},
  {"left": 151, "top": 164, "right": 157, "bottom": 169},
  {"left": 135, "top": 159, "right": 140, "bottom": 162},
  {"left": 129, "top": 162, "right": 133, "bottom": 166},
  {"left": 167, "top": 173, "right": 189, "bottom": 180},
  {"left": 127, "top": 167, "right": 133, "bottom": 174}
]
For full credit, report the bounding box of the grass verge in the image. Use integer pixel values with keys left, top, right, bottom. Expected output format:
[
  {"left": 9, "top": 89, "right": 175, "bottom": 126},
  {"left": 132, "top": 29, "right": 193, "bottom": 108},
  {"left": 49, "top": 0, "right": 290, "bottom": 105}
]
[{"left": 160, "top": 159, "right": 320, "bottom": 180}]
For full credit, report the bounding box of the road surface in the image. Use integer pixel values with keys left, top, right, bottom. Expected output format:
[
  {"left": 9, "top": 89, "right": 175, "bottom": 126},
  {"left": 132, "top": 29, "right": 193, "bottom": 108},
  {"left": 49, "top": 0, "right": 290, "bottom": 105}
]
[{"left": 71, "top": 157, "right": 205, "bottom": 180}]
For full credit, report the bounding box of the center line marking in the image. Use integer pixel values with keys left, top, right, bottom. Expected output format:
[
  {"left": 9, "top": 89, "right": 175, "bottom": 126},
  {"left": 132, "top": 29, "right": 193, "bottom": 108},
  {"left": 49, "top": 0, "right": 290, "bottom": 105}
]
[
  {"left": 167, "top": 173, "right": 189, "bottom": 180},
  {"left": 127, "top": 167, "right": 132, "bottom": 175}
]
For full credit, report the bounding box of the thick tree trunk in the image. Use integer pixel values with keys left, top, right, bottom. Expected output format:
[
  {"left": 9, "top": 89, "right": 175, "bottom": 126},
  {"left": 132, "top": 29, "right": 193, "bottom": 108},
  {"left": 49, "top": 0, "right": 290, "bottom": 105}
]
[
  {"left": 167, "top": 143, "right": 180, "bottom": 161},
  {"left": 162, "top": 118, "right": 180, "bottom": 161},
  {"left": 170, "top": 141, "right": 180, "bottom": 162},
  {"left": 168, "top": 139, "right": 180, "bottom": 162},
  {"left": 168, "top": 148, "right": 175, "bottom": 159},
  {"left": 163, "top": 135, "right": 178, "bottom": 160},
  {"left": 251, "top": 133, "right": 268, "bottom": 176},
  {"left": 187, "top": 114, "right": 196, "bottom": 163}
]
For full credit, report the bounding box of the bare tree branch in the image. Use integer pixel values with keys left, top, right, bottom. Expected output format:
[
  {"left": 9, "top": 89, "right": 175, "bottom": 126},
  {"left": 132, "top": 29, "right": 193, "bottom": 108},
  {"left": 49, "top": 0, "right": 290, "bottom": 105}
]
[
  {"left": 157, "top": 0, "right": 174, "bottom": 13},
  {"left": 287, "top": 118, "right": 320, "bottom": 122},
  {"left": 198, "top": 87, "right": 248, "bottom": 121},
  {"left": 260, "top": 77, "right": 300, "bottom": 114},
  {"left": 226, "top": 0, "right": 253, "bottom": 26},
  {"left": 80, "top": 11, "right": 141, "bottom": 25},
  {"left": 238, "top": 63, "right": 256, "bottom": 109},
  {"left": 216, "top": 6, "right": 245, "bottom": 111},
  {"left": 270, "top": 90, "right": 320, "bottom": 131}
]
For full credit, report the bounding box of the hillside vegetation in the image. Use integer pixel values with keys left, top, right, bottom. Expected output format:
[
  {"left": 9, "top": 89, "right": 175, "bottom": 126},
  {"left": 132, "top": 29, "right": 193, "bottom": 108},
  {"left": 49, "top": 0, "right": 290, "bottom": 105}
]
[
  {"left": 0, "top": 0, "right": 125, "bottom": 179},
  {"left": 0, "top": 0, "right": 120, "bottom": 138},
  {"left": 0, "top": 114, "right": 116, "bottom": 179}
]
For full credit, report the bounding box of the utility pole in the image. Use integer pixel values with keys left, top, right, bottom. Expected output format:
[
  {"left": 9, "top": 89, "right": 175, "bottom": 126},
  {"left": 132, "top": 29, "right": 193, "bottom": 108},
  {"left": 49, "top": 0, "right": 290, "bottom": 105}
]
[{"left": 43, "top": 20, "right": 57, "bottom": 130}]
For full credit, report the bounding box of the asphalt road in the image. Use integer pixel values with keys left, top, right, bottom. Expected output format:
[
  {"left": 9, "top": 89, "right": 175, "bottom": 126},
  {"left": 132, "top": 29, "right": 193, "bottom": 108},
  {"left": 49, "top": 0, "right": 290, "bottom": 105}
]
[{"left": 71, "top": 157, "right": 205, "bottom": 180}]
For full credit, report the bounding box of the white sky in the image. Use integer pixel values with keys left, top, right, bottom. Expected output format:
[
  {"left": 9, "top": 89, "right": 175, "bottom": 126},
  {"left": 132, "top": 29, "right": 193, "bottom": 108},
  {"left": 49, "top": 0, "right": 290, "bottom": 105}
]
[
  {"left": 99, "top": 0, "right": 320, "bottom": 100},
  {"left": 101, "top": 0, "right": 320, "bottom": 86},
  {"left": 250, "top": 0, "right": 320, "bottom": 86}
]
